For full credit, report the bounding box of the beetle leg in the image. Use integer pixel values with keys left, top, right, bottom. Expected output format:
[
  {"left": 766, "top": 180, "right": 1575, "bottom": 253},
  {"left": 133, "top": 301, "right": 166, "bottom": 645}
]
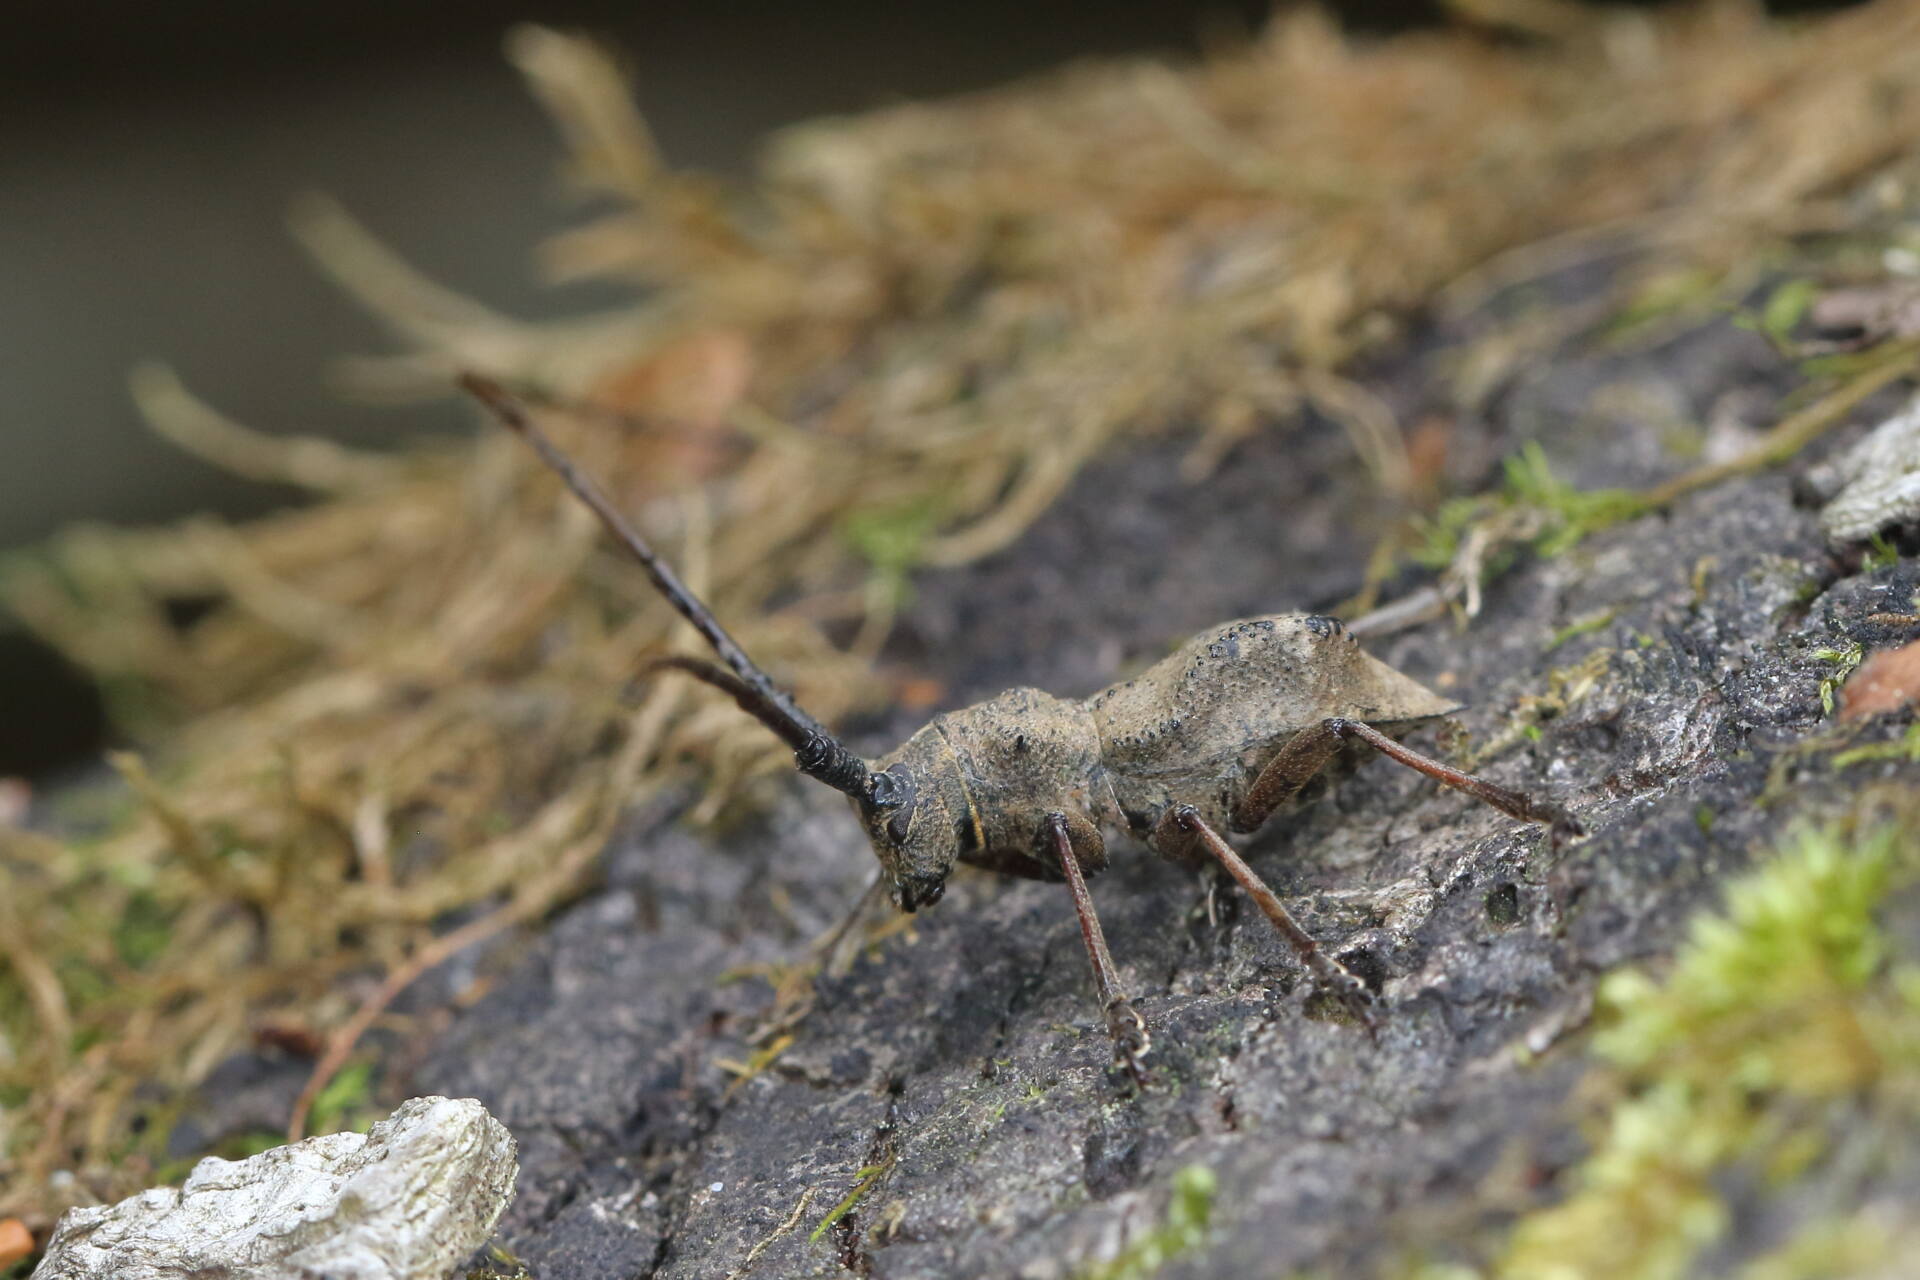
[
  {"left": 746, "top": 872, "right": 890, "bottom": 1045},
  {"left": 1235, "top": 718, "right": 1583, "bottom": 844},
  {"left": 816, "top": 870, "right": 891, "bottom": 979},
  {"left": 1162, "top": 805, "right": 1377, "bottom": 1032},
  {"left": 1230, "top": 718, "right": 1347, "bottom": 833},
  {"left": 1044, "top": 813, "right": 1149, "bottom": 1086}
]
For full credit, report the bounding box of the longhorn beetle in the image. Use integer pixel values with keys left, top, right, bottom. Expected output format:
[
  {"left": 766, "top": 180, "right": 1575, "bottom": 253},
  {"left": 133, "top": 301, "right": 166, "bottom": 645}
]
[{"left": 462, "top": 374, "right": 1583, "bottom": 1083}]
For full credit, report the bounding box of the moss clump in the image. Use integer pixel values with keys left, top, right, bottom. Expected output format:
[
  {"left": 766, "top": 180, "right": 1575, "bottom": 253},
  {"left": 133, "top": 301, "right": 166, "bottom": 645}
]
[
  {"left": 1493, "top": 820, "right": 1917, "bottom": 1280},
  {"left": 1813, "top": 643, "right": 1866, "bottom": 717},
  {"left": 1412, "top": 444, "right": 1645, "bottom": 576},
  {"left": 1078, "top": 1163, "right": 1216, "bottom": 1280}
]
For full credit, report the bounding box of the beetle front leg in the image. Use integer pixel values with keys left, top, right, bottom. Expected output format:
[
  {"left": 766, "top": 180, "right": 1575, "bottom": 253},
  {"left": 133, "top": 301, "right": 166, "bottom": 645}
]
[
  {"left": 1159, "top": 805, "right": 1377, "bottom": 1032},
  {"left": 1044, "top": 812, "right": 1150, "bottom": 1086},
  {"left": 1235, "top": 718, "right": 1583, "bottom": 844}
]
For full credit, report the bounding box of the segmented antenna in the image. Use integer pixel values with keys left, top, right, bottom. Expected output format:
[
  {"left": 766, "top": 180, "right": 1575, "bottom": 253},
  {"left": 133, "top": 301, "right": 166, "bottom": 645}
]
[{"left": 459, "top": 374, "right": 879, "bottom": 802}]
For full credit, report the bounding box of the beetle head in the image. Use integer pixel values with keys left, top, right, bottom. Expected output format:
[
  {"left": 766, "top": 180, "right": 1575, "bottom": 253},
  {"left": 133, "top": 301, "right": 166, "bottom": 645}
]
[{"left": 852, "top": 732, "right": 969, "bottom": 912}]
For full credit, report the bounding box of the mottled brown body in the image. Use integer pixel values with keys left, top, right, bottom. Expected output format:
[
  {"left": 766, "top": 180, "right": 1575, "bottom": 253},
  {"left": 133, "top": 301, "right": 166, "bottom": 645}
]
[{"left": 861, "top": 613, "right": 1459, "bottom": 909}]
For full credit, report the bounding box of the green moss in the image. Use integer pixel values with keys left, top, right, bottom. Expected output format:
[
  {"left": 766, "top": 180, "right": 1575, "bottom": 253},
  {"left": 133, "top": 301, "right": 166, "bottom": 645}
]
[
  {"left": 842, "top": 502, "right": 944, "bottom": 608},
  {"left": 307, "top": 1058, "right": 376, "bottom": 1137},
  {"left": 467, "top": 1244, "right": 534, "bottom": 1280},
  {"left": 1727, "top": 277, "right": 1819, "bottom": 355},
  {"left": 1603, "top": 265, "right": 1730, "bottom": 344},
  {"left": 1492, "top": 821, "right": 1915, "bottom": 1280},
  {"left": 1862, "top": 532, "right": 1900, "bottom": 573},
  {"left": 1077, "top": 1164, "right": 1217, "bottom": 1280},
  {"left": 1412, "top": 444, "right": 1645, "bottom": 576},
  {"left": 113, "top": 891, "right": 175, "bottom": 970},
  {"left": 1812, "top": 643, "right": 1864, "bottom": 717},
  {"left": 810, "top": 1157, "right": 894, "bottom": 1245},
  {"left": 1545, "top": 607, "right": 1622, "bottom": 653},
  {"left": 1740, "top": 1214, "right": 1902, "bottom": 1280},
  {"left": 1833, "top": 723, "right": 1920, "bottom": 769}
]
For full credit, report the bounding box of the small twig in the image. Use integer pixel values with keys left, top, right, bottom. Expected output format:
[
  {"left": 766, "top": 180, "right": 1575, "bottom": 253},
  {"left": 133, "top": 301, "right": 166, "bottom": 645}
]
[
  {"left": 287, "top": 908, "right": 517, "bottom": 1141},
  {"left": 724, "top": 1186, "right": 816, "bottom": 1280},
  {"left": 287, "top": 825, "right": 606, "bottom": 1140},
  {"left": 1346, "top": 585, "right": 1447, "bottom": 638},
  {"left": 0, "top": 903, "right": 71, "bottom": 1058},
  {"left": 1640, "top": 343, "right": 1920, "bottom": 509}
]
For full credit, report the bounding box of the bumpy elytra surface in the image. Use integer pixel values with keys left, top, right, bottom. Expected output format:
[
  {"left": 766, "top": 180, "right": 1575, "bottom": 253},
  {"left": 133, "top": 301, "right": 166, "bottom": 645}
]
[{"left": 333, "top": 303, "right": 1920, "bottom": 1280}]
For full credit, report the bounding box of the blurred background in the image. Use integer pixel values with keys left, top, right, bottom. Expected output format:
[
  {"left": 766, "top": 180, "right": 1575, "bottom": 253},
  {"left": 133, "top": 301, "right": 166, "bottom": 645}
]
[
  {"left": 5, "top": 0, "right": 1332, "bottom": 779},
  {"left": 0, "top": 0, "right": 1846, "bottom": 778}
]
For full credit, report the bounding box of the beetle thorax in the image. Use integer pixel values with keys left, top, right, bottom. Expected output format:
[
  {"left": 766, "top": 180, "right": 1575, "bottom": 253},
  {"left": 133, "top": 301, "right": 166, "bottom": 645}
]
[{"left": 858, "top": 688, "right": 1113, "bottom": 907}]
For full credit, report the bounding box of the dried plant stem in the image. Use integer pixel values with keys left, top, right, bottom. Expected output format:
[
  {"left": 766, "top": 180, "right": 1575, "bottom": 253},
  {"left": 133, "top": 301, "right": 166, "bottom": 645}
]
[
  {"left": 285, "top": 816, "right": 608, "bottom": 1141},
  {"left": 1642, "top": 344, "right": 1920, "bottom": 509}
]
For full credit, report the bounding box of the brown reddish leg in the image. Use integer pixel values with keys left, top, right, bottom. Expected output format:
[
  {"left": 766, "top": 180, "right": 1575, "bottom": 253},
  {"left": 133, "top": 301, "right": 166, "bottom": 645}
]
[
  {"left": 1161, "top": 805, "right": 1377, "bottom": 1031},
  {"left": 1234, "top": 717, "right": 1583, "bottom": 843},
  {"left": 1044, "top": 812, "right": 1150, "bottom": 1085}
]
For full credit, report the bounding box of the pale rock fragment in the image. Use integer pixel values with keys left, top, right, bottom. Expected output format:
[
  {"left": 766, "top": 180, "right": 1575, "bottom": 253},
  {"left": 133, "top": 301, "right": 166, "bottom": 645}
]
[
  {"left": 1806, "top": 393, "right": 1920, "bottom": 544},
  {"left": 32, "top": 1096, "right": 516, "bottom": 1280}
]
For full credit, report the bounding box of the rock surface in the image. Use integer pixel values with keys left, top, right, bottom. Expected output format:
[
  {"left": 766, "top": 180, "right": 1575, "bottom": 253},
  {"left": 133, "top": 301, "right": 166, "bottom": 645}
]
[
  {"left": 1808, "top": 391, "right": 1920, "bottom": 543},
  {"left": 400, "top": 295, "right": 1920, "bottom": 1279},
  {"left": 34, "top": 1097, "right": 516, "bottom": 1280}
]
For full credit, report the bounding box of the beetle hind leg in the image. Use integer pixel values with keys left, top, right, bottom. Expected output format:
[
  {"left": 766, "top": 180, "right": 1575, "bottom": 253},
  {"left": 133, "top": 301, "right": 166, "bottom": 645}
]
[
  {"left": 1235, "top": 717, "right": 1582, "bottom": 844},
  {"left": 1159, "top": 805, "right": 1378, "bottom": 1032}
]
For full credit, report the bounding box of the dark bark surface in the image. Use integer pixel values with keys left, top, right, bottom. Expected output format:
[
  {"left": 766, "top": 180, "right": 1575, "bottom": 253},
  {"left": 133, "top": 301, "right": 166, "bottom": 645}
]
[{"left": 403, "top": 298, "right": 1918, "bottom": 1278}]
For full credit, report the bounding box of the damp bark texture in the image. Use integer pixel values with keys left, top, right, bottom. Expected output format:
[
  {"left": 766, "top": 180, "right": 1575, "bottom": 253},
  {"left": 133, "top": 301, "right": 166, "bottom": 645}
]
[{"left": 193, "top": 284, "right": 1920, "bottom": 1278}]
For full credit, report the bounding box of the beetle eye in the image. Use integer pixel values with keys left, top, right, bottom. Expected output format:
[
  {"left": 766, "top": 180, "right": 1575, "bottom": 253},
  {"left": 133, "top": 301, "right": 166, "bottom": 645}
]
[{"left": 873, "top": 763, "right": 917, "bottom": 844}]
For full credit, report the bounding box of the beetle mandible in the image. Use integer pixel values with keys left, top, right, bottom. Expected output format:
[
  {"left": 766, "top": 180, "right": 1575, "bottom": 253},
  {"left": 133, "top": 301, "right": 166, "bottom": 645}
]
[{"left": 462, "top": 375, "right": 1582, "bottom": 1082}]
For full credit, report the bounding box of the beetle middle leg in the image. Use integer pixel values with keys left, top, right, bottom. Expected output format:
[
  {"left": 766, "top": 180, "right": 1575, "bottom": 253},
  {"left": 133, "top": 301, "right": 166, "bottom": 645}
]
[
  {"left": 1159, "top": 805, "right": 1378, "bottom": 1030},
  {"left": 1044, "top": 812, "right": 1150, "bottom": 1085},
  {"left": 1234, "top": 717, "right": 1583, "bottom": 842}
]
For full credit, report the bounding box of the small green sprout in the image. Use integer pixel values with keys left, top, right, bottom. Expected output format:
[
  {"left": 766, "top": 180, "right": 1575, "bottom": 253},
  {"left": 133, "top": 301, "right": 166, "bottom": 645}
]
[
  {"left": 307, "top": 1058, "right": 376, "bottom": 1136},
  {"left": 810, "top": 1158, "right": 893, "bottom": 1245},
  {"left": 1832, "top": 723, "right": 1920, "bottom": 769},
  {"left": 1730, "top": 277, "right": 1818, "bottom": 354},
  {"left": 1411, "top": 443, "right": 1644, "bottom": 579},
  {"left": 1863, "top": 531, "right": 1899, "bottom": 572},
  {"left": 1605, "top": 265, "right": 1727, "bottom": 343},
  {"left": 1813, "top": 642, "right": 1864, "bottom": 716},
  {"left": 1546, "top": 607, "right": 1622, "bottom": 653},
  {"left": 842, "top": 503, "right": 943, "bottom": 607}
]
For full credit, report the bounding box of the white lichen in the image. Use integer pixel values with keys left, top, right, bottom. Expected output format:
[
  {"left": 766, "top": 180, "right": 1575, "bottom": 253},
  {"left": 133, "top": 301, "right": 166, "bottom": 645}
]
[{"left": 32, "top": 1096, "right": 517, "bottom": 1280}]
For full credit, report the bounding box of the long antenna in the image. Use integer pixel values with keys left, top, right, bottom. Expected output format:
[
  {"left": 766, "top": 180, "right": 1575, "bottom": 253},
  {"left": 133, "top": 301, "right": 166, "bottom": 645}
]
[{"left": 460, "top": 374, "right": 879, "bottom": 802}]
